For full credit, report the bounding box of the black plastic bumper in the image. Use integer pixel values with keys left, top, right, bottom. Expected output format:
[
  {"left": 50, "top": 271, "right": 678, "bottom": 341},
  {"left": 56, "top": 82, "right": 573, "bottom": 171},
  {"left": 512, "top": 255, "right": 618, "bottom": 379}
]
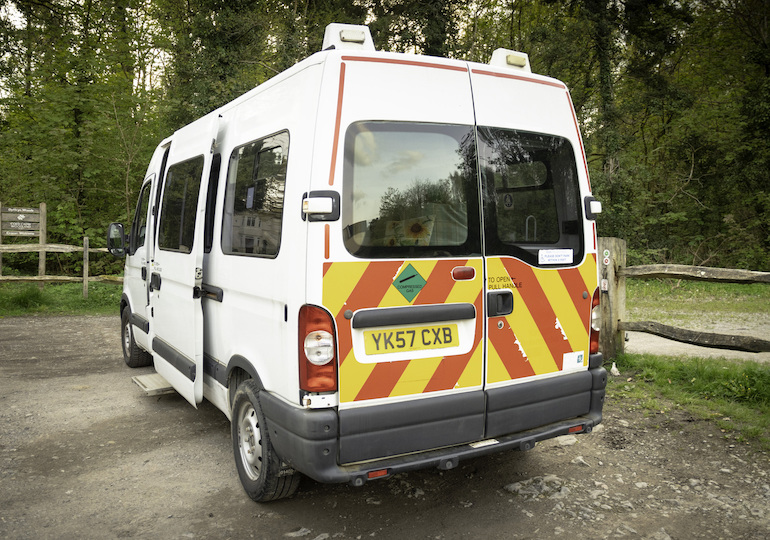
[{"left": 261, "top": 353, "right": 606, "bottom": 485}]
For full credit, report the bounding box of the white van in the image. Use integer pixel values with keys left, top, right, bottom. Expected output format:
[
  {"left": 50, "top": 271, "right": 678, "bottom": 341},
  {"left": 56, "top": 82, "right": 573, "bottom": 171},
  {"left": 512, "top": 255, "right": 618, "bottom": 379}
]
[{"left": 108, "top": 23, "right": 607, "bottom": 502}]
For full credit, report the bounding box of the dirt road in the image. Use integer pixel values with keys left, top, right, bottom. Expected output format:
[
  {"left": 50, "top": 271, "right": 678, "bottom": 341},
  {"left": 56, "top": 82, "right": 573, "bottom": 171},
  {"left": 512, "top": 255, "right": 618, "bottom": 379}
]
[{"left": 1, "top": 315, "right": 769, "bottom": 539}]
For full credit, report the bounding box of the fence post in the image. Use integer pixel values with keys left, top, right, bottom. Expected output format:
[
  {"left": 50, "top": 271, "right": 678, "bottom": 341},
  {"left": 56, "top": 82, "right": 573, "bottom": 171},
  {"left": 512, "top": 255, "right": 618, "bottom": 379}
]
[
  {"left": 83, "top": 236, "right": 89, "bottom": 299},
  {"left": 598, "top": 237, "right": 626, "bottom": 360},
  {"left": 38, "top": 202, "right": 47, "bottom": 289}
]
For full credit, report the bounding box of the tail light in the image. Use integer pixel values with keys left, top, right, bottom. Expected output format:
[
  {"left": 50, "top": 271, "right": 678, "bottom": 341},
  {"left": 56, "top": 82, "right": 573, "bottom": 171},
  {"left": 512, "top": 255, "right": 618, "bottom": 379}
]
[
  {"left": 299, "top": 305, "right": 338, "bottom": 393},
  {"left": 590, "top": 288, "right": 601, "bottom": 354}
]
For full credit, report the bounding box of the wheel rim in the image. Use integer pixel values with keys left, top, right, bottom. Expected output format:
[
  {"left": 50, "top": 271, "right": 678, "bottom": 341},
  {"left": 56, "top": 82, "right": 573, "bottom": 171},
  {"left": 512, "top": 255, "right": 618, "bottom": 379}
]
[
  {"left": 122, "top": 318, "right": 132, "bottom": 355},
  {"left": 237, "top": 403, "right": 262, "bottom": 481}
]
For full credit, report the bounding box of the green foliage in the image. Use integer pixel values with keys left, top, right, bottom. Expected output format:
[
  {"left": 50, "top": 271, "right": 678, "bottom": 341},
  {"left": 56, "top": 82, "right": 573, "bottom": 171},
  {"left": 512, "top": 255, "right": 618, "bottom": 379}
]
[
  {"left": 620, "top": 354, "right": 770, "bottom": 405},
  {"left": 627, "top": 279, "right": 770, "bottom": 311},
  {"left": 612, "top": 354, "right": 770, "bottom": 447},
  {"left": 0, "top": 282, "right": 121, "bottom": 317},
  {"left": 1, "top": 0, "right": 768, "bottom": 274}
]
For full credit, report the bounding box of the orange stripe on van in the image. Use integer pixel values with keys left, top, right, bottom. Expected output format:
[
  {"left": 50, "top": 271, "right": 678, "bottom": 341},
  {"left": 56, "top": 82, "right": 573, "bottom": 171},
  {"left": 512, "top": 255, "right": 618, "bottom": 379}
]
[
  {"left": 342, "top": 56, "right": 468, "bottom": 73},
  {"left": 415, "top": 259, "right": 467, "bottom": 304},
  {"left": 488, "top": 322, "right": 536, "bottom": 380},
  {"left": 325, "top": 259, "right": 484, "bottom": 402},
  {"left": 333, "top": 260, "right": 403, "bottom": 366},
  {"left": 324, "top": 224, "right": 330, "bottom": 260},
  {"left": 471, "top": 68, "right": 566, "bottom": 89},
  {"left": 566, "top": 91, "right": 591, "bottom": 190},
  {"left": 328, "top": 62, "right": 347, "bottom": 186},
  {"left": 355, "top": 361, "right": 411, "bottom": 401},
  {"left": 505, "top": 261, "right": 572, "bottom": 370},
  {"left": 422, "top": 290, "right": 483, "bottom": 392},
  {"left": 351, "top": 262, "right": 479, "bottom": 401},
  {"left": 558, "top": 267, "right": 591, "bottom": 334}
]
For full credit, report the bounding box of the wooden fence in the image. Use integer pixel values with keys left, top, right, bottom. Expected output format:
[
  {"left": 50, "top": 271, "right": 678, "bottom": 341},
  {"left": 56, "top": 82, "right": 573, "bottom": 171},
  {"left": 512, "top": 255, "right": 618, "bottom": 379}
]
[
  {"left": 598, "top": 237, "right": 770, "bottom": 360},
  {"left": 0, "top": 238, "right": 120, "bottom": 298}
]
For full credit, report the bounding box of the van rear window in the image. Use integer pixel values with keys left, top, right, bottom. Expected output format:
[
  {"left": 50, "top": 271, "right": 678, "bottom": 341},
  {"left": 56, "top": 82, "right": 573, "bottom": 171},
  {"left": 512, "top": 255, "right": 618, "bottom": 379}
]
[
  {"left": 478, "top": 127, "right": 583, "bottom": 266},
  {"left": 342, "top": 122, "right": 583, "bottom": 266},
  {"left": 342, "top": 122, "right": 481, "bottom": 258}
]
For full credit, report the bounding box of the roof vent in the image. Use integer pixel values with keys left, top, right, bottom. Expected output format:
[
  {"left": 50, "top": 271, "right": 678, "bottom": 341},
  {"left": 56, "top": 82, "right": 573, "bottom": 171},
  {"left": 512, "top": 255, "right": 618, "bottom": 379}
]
[
  {"left": 489, "top": 48, "right": 532, "bottom": 73},
  {"left": 322, "top": 23, "right": 375, "bottom": 51}
]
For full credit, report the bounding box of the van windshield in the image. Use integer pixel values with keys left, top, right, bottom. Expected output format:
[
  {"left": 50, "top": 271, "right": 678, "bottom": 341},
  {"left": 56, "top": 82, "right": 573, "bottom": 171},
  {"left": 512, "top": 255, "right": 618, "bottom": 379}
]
[
  {"left": 342, "top": 122, "right": 481, "bottom": 258},
  {"left": 341, "top": 122, "right": 583, "bottom": 266}
]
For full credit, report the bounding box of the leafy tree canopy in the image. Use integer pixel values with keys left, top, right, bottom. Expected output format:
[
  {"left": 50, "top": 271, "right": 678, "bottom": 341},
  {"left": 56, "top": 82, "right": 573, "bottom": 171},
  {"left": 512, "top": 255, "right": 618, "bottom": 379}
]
[{"left": 0, "top": 0, "right": 767, "bottom": 273}]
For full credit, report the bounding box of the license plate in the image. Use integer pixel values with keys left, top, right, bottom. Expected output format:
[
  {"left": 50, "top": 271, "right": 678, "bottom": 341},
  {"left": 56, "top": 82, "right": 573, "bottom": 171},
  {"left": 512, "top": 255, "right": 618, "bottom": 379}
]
[{"left": 364, "top": 324, "right": 459, "bottom": 355}]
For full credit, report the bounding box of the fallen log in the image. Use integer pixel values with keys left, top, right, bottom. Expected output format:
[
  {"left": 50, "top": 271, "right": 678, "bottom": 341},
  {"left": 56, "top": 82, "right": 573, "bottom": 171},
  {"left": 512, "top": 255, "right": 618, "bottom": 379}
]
[
  {"left": 619, "top": 320, "right": 770, "bottom": 353},
  {"left": 620, "top": 264, "right": 770, "bottom": 284}
]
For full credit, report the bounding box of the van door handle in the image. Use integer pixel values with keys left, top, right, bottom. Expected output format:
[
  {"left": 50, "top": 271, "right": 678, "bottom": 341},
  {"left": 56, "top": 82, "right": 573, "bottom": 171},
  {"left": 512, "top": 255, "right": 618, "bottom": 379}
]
[
  {"left": 487, "top": 290, "right": 513, "bottom": 317},
  {"left": 149, "top": 272, "right": 162, "bottom": 292}
]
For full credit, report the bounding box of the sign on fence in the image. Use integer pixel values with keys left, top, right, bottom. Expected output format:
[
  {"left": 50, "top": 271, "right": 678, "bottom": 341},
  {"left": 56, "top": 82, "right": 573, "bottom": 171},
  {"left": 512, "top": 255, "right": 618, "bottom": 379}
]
[
  {"left": 0, "top": 202, "right": 47, "bottom": 278},
  {"left": 2, "top": 207, "right": 41, "bottom": 237}
]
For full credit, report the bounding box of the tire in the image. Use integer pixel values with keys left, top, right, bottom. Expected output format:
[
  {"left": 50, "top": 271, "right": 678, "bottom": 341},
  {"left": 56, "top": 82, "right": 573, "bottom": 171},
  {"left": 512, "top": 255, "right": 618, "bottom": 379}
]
[
  {"left": 231, "top": 380, "right": 300, "bottom": 502},
  {"left": 121, "top": 307, "right": 153, "bottom": 368}
]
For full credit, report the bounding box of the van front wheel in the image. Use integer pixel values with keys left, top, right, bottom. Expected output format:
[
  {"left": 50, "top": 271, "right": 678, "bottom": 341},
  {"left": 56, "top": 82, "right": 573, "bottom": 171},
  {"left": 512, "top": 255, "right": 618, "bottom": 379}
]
[
  {"left": 231, "top": 380, "right": 300, "bottom": 502},
  {"left": 121, "top": 307, "right": 152, "bottom": 368}
]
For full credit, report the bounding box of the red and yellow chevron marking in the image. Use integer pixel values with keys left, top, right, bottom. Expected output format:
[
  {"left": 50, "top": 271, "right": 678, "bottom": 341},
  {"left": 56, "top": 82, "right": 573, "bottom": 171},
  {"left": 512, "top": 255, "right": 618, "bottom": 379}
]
[
  {"left": 323, "top": 259, "right": 484, "bottom": 404},
  {"left": 486, "top": 255, "right": 597, "bottom": 385}
]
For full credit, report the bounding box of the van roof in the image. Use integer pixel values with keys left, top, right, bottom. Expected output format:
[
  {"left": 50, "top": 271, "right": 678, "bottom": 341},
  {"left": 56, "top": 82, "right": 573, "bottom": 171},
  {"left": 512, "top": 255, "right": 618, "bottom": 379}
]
[{"left": 194, "top": 24, "right": 566, "bottom": 129}]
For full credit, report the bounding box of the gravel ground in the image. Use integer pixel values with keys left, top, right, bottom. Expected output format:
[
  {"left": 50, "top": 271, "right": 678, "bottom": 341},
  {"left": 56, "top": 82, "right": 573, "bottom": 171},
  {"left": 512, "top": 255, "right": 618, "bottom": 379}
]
[{"left": 1, "top": 315, "right": 769, "bottom": 539}]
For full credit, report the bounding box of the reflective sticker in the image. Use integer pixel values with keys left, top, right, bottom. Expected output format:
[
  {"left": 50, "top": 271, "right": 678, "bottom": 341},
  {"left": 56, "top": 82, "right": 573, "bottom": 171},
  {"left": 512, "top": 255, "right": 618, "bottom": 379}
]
[{"left": 392, "top": 263, "right": 427, "bottom": 302}]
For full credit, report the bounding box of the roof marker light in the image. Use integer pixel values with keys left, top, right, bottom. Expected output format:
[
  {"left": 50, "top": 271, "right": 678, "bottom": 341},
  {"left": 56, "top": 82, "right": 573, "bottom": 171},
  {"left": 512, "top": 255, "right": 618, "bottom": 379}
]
[
  {"left": 322, "top": 23, "right": 376, "bottom": 51},
  {"left": 340, "top": 29, "right": 366, "bottom": 44},
  {"left": 489, "top": 48, "right": 532, "bottom": 73}
]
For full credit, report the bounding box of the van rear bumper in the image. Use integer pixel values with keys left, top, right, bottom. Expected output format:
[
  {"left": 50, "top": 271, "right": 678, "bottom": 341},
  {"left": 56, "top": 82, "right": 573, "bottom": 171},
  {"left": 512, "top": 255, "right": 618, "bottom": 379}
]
[{"left": 261, "top": 354, "right": 606, "bottom": 485}]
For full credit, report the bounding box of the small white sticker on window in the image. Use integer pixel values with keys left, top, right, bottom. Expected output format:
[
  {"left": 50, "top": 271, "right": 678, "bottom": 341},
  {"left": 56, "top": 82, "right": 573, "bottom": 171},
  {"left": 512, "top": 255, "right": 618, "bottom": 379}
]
[{"left": 538, "top": 249, "right": 573, "bottom": 265}]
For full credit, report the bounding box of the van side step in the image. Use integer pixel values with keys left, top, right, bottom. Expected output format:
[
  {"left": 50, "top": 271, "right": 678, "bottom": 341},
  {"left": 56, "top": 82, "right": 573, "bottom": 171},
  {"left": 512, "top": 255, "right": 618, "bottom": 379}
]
[{"left": 132, "top": 373, "right": 176, "bottom": 396}]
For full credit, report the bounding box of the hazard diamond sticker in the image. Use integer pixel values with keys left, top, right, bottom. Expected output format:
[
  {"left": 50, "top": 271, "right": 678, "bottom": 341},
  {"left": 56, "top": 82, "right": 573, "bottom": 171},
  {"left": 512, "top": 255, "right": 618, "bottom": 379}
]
[{"left": 392, "top": 264, "right": 426, "bottom": 302}]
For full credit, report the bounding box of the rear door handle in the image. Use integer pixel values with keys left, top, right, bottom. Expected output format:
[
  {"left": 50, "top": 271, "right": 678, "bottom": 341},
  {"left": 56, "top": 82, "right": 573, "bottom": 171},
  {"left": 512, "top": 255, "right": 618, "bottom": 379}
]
[
  {"left": 487, "top": 290, "right": 513, "bottom": 317},
  {"left": 149, "top": 272, "right": 162, "bottom": 292}
]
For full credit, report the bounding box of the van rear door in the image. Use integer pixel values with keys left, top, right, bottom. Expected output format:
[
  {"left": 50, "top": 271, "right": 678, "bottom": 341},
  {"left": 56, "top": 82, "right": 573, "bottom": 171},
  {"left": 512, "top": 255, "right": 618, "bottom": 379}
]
[
  {"left": 323, "top": 55, "right": 485, "bottom": 464},
  {"left": 149, "top": 115, "right": 218, "bottom": 407},
  {"left": 470, "top": 67, "right": 597, "bottom": 436}
]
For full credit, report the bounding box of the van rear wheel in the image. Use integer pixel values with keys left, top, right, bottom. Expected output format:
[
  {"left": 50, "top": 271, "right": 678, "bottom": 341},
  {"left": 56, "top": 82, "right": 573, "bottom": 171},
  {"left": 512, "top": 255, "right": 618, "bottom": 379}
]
[
  {"left": 121, "top": 307, "right": 152, "bottom": 368},
  {"left": 231, "top": 380, "right": 300, "bottom": 502}
]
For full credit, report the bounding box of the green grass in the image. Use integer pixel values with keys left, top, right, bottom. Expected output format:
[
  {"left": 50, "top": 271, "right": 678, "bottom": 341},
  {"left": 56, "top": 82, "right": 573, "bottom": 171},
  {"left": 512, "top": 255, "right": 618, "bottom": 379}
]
[
  {"left": 626, "top": 279, "right": 770, "bottom": 325},
  {"left": 0, "top": 282, "right": 121, "bottom": 317},
  {"left": 611, "top": 353, "right": 770, "bottom": 449}
]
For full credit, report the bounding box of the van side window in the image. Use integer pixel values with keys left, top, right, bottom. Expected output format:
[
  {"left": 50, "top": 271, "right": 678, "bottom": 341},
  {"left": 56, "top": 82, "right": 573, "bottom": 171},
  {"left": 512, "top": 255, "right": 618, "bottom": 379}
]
[
  {"left": 478, "top": 127, "right": 583, "bottom": 266},
  {"left": 342, "top": 122, "right": 481, "bottom": 258},
  {"left": 222, "top": 131, "right": 289, "bottom": 258},
  {"left": 129, "top": 179, "right": 152, "bottom": 255},
  {"left": 157, "top": 156, "right": 205, "bottom": 254}
]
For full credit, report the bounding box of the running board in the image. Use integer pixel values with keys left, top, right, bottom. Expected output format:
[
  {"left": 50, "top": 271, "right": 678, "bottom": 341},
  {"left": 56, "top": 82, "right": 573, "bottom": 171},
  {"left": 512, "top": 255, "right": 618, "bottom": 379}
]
[{"left": 132, "top": 372, "right": 176, "bottom": 396}]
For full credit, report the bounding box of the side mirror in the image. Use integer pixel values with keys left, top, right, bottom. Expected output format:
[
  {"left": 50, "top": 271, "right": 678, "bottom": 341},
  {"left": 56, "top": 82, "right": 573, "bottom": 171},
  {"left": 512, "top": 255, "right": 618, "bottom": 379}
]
[{"left": 107, "top": 222, "right": 127, "bottom": 258}]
